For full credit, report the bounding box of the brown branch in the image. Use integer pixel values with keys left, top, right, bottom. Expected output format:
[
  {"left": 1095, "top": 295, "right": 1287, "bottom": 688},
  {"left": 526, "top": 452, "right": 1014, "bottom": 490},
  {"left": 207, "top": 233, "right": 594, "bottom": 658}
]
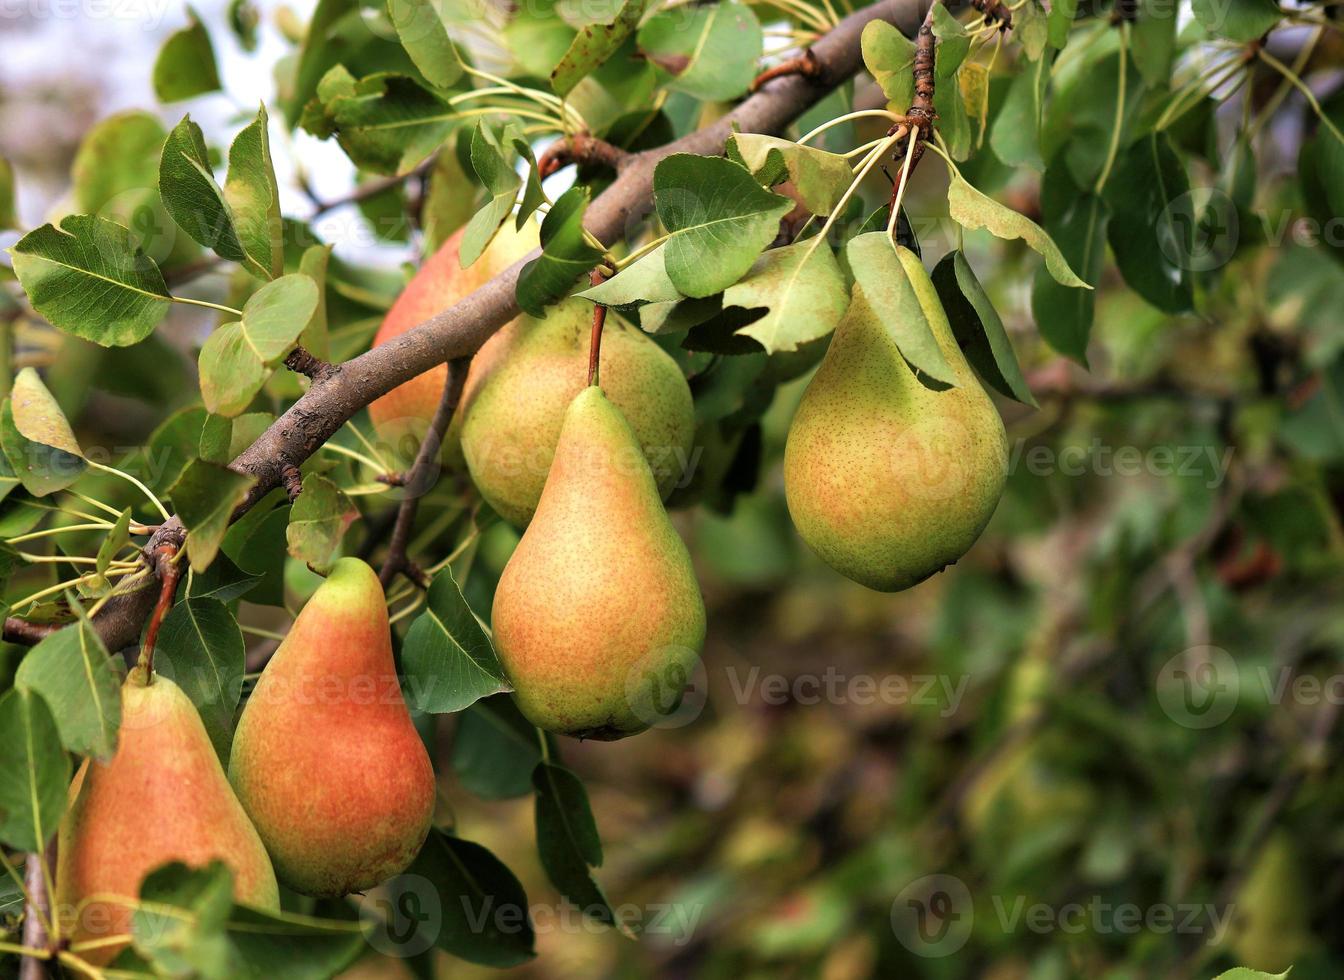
[
  {"left": 3, "top": 0, "right": 934, "bottom": 654},
  {"left": 537, "top": 132, "right": 634, "bottom": 180},
  {"left": 970, "top": 0, "right": 1012, "bottom": 29},
  {"left": 307, "top": 154, "right": 438, "bottom": 217},
  {"left": 751, "top": 49, "right": 824, "bottom": 92},
  {"left": 19, "top": 840, "right": 54, "bottom": 980},
  {"left": 378, "top": 358, "right": 471, "bottom": 590},
  {"left": 283, "top": 345, "right": 334, "bottom": 382}
]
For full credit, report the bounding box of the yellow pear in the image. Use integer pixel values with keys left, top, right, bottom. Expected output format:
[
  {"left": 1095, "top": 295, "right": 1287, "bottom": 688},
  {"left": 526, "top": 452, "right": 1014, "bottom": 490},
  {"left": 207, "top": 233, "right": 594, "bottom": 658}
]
[
  {"left": 784, "top": 248, "right": 1007, "bottom": 591},
  {"left": 491, "top": 386, "right": 705, "bottom": 739}
]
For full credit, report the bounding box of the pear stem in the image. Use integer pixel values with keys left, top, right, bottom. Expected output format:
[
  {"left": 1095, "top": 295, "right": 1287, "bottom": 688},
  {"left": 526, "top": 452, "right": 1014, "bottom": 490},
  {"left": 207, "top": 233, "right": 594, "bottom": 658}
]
[
  {"left": 378, "top": 358, "right": 472, "bottom": 591},
  {"left": 586, "top": 269, "right": 609, "bottom": 389},
  {"left": 137, "top": 543, "right": 183, "bottom": 679}
]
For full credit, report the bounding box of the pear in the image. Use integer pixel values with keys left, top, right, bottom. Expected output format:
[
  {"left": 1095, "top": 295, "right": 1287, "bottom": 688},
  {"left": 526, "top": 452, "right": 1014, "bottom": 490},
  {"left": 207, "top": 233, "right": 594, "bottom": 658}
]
[
  {"left": 367, "top": 222, "right": 539, "bottom": 463},
  {"left": 784, "top": 248, "right": 1007, "bottom": 591},
  {"left": 461, "top": 301, "right": 695, "bottom": 526},
  {"left": 491, "top": 386, "right": 705, "bottom": 739},
  {"left": 229, "top": 557, "right": 436, "bottom": 897},
  {"left": 56, "top": 667, "right": 278, "bottom": 965}
]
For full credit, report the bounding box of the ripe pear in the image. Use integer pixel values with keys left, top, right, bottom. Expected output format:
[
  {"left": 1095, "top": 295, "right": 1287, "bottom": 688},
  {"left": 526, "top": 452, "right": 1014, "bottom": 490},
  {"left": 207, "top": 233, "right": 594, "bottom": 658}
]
[
  {"left": 784, "top": 248, "right": 1008, "bottom": 591},
  {"left": 56, "top": 667, "right": 278, "bottom": 965},
  {"left": 367, "top": 223, "right": 539, "bottom": 463},
  {"left": 229, "top": 557, "right": 436, "bottom": 897},
  {"left": 461, "top": 301, "right": 695, "bottom": 526},
  {"left": 491, "top": 386, "right": 706, "bottom": 739}
]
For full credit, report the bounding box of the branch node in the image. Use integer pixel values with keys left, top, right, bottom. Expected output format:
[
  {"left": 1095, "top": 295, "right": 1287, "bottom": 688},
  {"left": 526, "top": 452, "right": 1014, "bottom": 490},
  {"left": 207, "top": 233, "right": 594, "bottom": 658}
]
[
  {"left": 750, "top": 48, "right": 824, "bottom": 92},
  {"left": 537, "top": 132, "right": 633, "bottom": 180},
  {"left": 284, "top": 346, "right": 335, "bottom": 382},
  {"left": 281, "top": 464, "right": 304, "bottom": 502}
]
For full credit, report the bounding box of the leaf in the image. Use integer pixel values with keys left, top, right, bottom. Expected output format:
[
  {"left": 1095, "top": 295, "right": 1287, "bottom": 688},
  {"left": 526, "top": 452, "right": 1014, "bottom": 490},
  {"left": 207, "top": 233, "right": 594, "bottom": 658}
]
[
  {"left": 1209, "top": 972, "right": 1292, "bottom": 980},
  {"left": 308, "top": 68, "right": 457, "bottom": 177},
  {"left": 170, "top": 459, "right": 257, "bottom": 571},
  {"left": 402, "top": 568, "right": 508, "bottom": 714},
  {"left": 1132, "top": 0, "right": 1176, "bottom": 85},
  {"left": 512, "top": 136, "right": 546, "bottom": 230},
  {"left": 10, "top": 368, "right": 83, "bottom": 459},
  {"left": 637, "top": 0, "right": 763, "bottom": 102},
  {"left": 153, "top": 7, "right": 223, "bottom": 103},
  {"left": 552, "top": 0, "right": 649, "bottom": 97},
  {"left": 286, "top": 473, "right": 357, "bottom": 572},
  {"left": 95, "top": 508, "right": 134, "bottom": 576},
  {"left": 1031, "top": 160, "right": 1109, "bottom": 364},
  {"left": 387, "top": 0, "right": 464, "bottom": 89},
  {"left": 1014, "top": 0, "right": 1049, "bottom": 60},
  {"left": 9, "top": 214, "right": 171, "bottom": 346},
  {"left": 990, "top": 51, "right": 1051, "bottom": 170},
  {"left": 653, "top": 154, "right": 792, "bottom": 298},
  {"left": 159, "top": 116, "right": 254, "bottom": 269},
  {"left": 239, "top": 274, "right": 321, "bottom": 361},
  {"left": 846, "top": 235, "right": 954, "bottom": 385},
  {"left": 726, "top": 134, "right": 854, "bottom": 216},
  {"left": 16, "top": 607, "right": 121, "bottom": 760},
  {"left": 1191, "top": 0, "right": 1281, "bottom": 43},
  {"left": 1101, "top": 133, "right": 1194, "bottom": 313},
  {"left": 0, "top": 688, "right": 70, "bottom": 852},
  {"left": 516, "top": 186, "right": 603, "bottom": 317},
  {"left": 1047, "top": 0, "right": 1078, "bottom": 47},
  {"left": 533, "top": 762, "right": 627, "bottom": 931},
  {"left": 228, "top": 0, "right": 260, "bottom": 51},
  {"left": 1, "top": 402, "right": 80, "bottom": 498},
  {"left": 452, "top": 695, "right": 549, "bottom": 800},
  {"left": 932, "top": 251, "right": 1037, "bottom": 406},
  {"left": 199, "top": 323, "right": 266, "bottom": 417},
  {"left": 460, "top": 123, "right": 522, "bottom": 269},
  {"left": 947, "top": 173, "right": 1089, "bottom": 288},
  {"left": 394, "top": 830, "right": 536, "bottom": 967},
  {"left": 154, "top": 598, "right": 245, "bottom": 762},
  {"left": 935, "top": 67, "right": 972, "bottom": 160},
  {"left": 722, "top": 241, "right": 849, "bottom": 354},
  {"left": 577, "top": 243, "right": 683, "bottom": 309},
  {"left": 931, "top": 3, "right": 970, "bottom": 78},
  {"left": 224, "top": 106, "right": 285, "bottom": 281},
  {"left": 0, "top": 155, "right": 15, "bottom": 230},
  {"left": 862, "top": 19, "right": 915, "bottom": 110},
  {"left": 297, "top": 245, "right": 332, "bottom": 359}
]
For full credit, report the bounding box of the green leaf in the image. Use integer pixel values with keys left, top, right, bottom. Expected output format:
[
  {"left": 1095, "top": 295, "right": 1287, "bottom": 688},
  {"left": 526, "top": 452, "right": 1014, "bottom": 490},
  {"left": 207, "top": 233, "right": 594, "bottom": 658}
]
[
  {"left": 1191, "top": 0, "right": 1281, "bottom": 43},
  {"left": 387, "top": 0, "right": 464, "bottom": 89},
  {"left": 862, "top": 19, "right": 916, "bottom": 110},
  {"left": 947, "top": 173, "right": 1089, "bottom": 288},
  {"left": 9, "top": 214, "right": 171, "bottom": 347},
  {"left": 654, "top": 154, "right": 792, "bottom": 298},
  {"left": 846, "top": 235, "right": 954, "bottom": 385},
  {"left": 153, "top": 7, "right": 223, "bottom": 103},
  {"left": 638, "top": 0, "right": 762, "bottom": 101},
  {"left": 239, "top": 274, "right": 320, "bottom": 361},
  {"left": 517, "top": 186, "right": 603, "bottom": 317},
  {"left": 0, "top": 688, "right": 70, "bottom": 852},
  {"left": 513, "top": 137, "right": 547, "bottom": 231},
  {"left": 395, "top": 830, "right": 536, "bottom": 967},
  {"left": 990, "top": 51, "right": 1051, "bottom": 170},
  {"left": 308, "top": 69, "right": 456, "bottom": 177},
  {"left": 159, "top": 116, "right": 254, "bottom": 271},
  {"left": 0, "top": 155, "right": 15, "bottom": 231},
  {"left": 170, "top": 459, "right": 258, "bottom": 571},
  {"left": 1031, "top": 160, "right": 1108, "bottom": 364},
  {"left": 577, "top": 243, "right": 683, "bottom": 309},
  {"left": 722, "top": 240, "right": 848, "bottom": 354},
  {"left": 10, "top": 368, "right": 83, "bottom": 459},
  {"left": 1, "top": 369, "right": 86, "bottom": 497},
  {"left": 16, "top": 607, "right": 121, "bottom": 760},
  {"left": 552, "top": 0, "right": 649, "bottom": 97},
  {"left": 1132, "top": 0, "right": 1177, "bottom": 85},
  {"left": 285, "top": 473, "right": 357, "bottom": 572},
  {"left": 95, "top": 508, "right": 134, "bottom": 576},
  {"left": 932, "top": 251, "right": 1037, "bottom": 406},
  {"left": 935, "top": 67, "right": 972, "bottom": 161},
  {"left": 1101, "top": 133, "right": 1194, "bottom": 313},
  {"left": 402, "top": 568, "right": 508, "bottom": 714},
  {"left": 533, "top": 762, "right": 627, "bottom": 931},
  {"left": 228, "top": 0, "right": 260, "bottom": 51},
  {"left": 1014, "top": 0, "right": 1049, "bottom": 60},
  {"left": 452, "top": 695, "right": 549, "bottom": 800},
  {"left": 1210, "top": 972, "right": 1292, "bottom": 980},
  {"left": 298, "top": 245, "right": 333, "bottom": 360},
  {"left": 1047, "top": 0, "right": 1078, "bottom": 47},
  {"left": 461, "top": 123, "right": 522, "bottom": 269},
  {"left": 200, "top": 414, "right": 233, "bottom": 464},
  {"left": 224, "top": 106, "right": 285, "bottom": 281},
  {"left": 199, "top": 322, "right": 266, "bottom": 417},
  {"left": 726, "top": 134, "right": 854, "bottom": 216},
  {"left": 154, "top": 598, "right": 245, "bottom": 762},
  {"left": 931, "top": 3, "right": 970, "bottom": 78}
]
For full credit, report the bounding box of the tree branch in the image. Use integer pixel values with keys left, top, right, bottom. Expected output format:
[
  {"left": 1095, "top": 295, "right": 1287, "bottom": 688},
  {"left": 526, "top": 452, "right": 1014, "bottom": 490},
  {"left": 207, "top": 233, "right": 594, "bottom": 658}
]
[{"left": 5, "top": 0, "right": 934, "bottom": 653}]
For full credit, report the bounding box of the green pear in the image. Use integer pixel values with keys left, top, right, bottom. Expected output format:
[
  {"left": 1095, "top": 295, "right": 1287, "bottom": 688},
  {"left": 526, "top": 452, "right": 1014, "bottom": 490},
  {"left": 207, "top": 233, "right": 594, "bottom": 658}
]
[
  {"left": 784, "top": 248, "right": 1007, "bottom": 591},
  {"left": 229, "top": 557, "right": 436, "bottom": 897},
  {"left": 461, "top": 300, "right": 694, "bottom": 526},
  {"left": 491, "top": 386, "right": 706, "bottom": 739},
  {"left": 57, "top": 667, "right": 278, "bottom": 965}
]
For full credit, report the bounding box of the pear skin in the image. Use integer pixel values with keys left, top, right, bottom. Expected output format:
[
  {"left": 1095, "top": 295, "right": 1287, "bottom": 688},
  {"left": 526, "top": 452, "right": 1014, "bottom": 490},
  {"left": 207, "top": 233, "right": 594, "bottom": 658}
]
[
  {"left": 461, "top": 301, "right": 695, "bottom": 527},
  {"left": 367, "top": 222, "right": 539, "bottom": 462},
  {"left": 491, "top": 386, "right": 706, "bottom": 739},
  {"left": 784, "top": 248, "right": 1008, "bottom": 591},
  {"left": 56, "top": 667, "right": 278, "bottom": 965},
  {"left": 229, "top": 557, "right": 435, "bottom": 897}
]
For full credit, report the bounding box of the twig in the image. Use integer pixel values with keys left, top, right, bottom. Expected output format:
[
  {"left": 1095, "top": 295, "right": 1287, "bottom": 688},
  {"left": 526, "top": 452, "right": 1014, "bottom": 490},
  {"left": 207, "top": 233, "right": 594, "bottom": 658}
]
[
  {"left": 586, "top": 269, "right": 609, "bottom": 388},
  {"left": 751, "top": 48, "right": 825, "bottom": 92},
  {"left": 19, "top": 840, "right": 54, "bottom": 980},
  {"left": 537, "top": 132, "right": 633, "bottom": 179},
  {"left": 970, "top": 0, "right": 1012, "bottom": 29},
  {"left": 138, "top": 543, "right": 182, "bottom": 676},
  {"left": 378, "top": 358, "right": 471, "bottom": 591},
  {"left": 307, "top": 155, "right": 437, "bottom": 217},
  {"left": 283, "top": 346, "right": 334, "bottom": 382}
]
